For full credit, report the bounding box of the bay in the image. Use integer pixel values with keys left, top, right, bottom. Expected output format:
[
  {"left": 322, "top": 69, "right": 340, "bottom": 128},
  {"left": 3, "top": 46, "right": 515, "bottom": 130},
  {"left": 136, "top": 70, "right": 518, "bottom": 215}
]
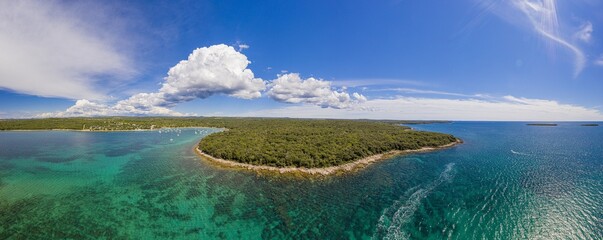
[{"left": 0, "top": 122, "right": 602, "bottom": 239}]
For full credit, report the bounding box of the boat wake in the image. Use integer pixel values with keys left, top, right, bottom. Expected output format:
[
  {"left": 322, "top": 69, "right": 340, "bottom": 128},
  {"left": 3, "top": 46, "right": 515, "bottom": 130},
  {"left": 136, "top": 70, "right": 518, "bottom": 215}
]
[
  {"left": 510, "top": 150, "right": 530, "bottom": 156},
  {"left": 373, "top": 163, "right": 456, "bottom": 240}
]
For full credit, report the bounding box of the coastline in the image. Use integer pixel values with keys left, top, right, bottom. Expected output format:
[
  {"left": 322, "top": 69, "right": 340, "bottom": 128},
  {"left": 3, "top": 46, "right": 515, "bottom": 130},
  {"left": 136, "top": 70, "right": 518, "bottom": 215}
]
[
  {"left": 1, "top": 127, "right": 224, "bottom": 133},
  {"left": 194, "top": 138, "right": 462, "bottom": 176}
]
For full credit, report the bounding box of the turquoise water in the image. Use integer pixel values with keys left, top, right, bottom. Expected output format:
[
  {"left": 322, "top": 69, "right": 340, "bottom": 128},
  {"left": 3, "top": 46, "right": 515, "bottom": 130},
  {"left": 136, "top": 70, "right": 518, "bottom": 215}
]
[{"left": 0, "top": 122, "right": 602, "bottom": 239}]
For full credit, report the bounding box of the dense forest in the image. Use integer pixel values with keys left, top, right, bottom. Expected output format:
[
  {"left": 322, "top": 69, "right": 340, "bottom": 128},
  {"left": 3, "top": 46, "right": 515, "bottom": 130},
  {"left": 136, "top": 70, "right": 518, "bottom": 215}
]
[
  {"left": 198, "top": 119, "right": 456, "bottom": 168},
  {"left": 0, "top": 117, "right": 458, "bottom": 168}
]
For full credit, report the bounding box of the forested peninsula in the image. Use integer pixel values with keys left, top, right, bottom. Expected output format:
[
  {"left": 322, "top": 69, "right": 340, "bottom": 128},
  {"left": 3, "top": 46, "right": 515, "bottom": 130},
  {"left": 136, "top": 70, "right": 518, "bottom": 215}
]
[{"left": 0, "top": 117, "right": 460, "bottom": 174}]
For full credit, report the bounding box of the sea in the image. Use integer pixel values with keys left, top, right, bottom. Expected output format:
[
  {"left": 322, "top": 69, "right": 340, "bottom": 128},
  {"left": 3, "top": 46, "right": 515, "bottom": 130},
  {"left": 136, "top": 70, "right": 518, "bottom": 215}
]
[{"left": 0, "top": 122, "right": 601, "bottom": 239}]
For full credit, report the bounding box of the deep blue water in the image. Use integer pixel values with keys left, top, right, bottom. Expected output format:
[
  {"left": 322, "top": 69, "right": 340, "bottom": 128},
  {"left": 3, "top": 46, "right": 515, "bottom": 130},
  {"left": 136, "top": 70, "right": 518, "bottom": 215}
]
[{"left": 0, "top": 122, "right": 602, "bottom": 239}]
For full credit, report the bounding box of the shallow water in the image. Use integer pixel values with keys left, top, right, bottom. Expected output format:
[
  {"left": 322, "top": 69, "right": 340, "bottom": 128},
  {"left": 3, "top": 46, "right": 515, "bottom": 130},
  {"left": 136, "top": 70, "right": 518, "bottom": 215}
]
[{"left": 0, "top": 122, "right": 602, "bottom": 239}]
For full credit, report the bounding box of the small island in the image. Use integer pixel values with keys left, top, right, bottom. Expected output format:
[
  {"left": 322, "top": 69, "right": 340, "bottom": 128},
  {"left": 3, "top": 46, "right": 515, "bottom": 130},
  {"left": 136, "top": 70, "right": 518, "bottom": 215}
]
[
  {"left": 527, "top": 123, "right": 558, "bottom": 126},
  {"left": 196, "top": 119, "right": 459, "bottom": 175},
  {"left": 0, "top": 117, "right": 460, "bottom": 175},
  {"left": 580, "top": 124, "right": 599, "bottom": 126}
]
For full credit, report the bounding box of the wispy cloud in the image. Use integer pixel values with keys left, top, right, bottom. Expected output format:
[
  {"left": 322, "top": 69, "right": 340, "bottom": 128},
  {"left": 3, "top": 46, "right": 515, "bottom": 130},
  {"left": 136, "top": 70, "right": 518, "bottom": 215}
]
[
  {"left": 595, "top": 55, "right": 603, "bottom": 66},
  {"left": 478, "top": 0, "right": 590, "bottom": 77},
  {"left": 242, "top": 96, "right": 603, "bottom": 121},
  {"left": 0, "top": 0, "right": 136, "bottom": 100},
  {"left": 238, "top": 44, "right": 250, "bottom": 51},
  {"left": 370, "top": 88, "right": 486, "bottom": 98},
  {"left": 330, "top": 79, "right": 428, "bottom": 88},
  {"left": 574, "top": 21, "right": 593, "bottom": 43},
  {"left": 512, "top": 0, "right": 586, "bottom": 77}
]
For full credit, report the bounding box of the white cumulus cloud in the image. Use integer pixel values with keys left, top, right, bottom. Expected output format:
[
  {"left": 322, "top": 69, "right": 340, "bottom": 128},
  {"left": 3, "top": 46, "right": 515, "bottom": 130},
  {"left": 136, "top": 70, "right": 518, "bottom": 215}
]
[
  {"left": 267, "top": 73, "right": 366, "bottom": 109},
  {"left": 37, "top": 100, "right": 115, "bottom": 118},
  {"left": 0, "top": 0, "right": 135, "bottom": 100},
  {"left": 160, "top": 44, "right": 265, "bottom": 103},
  {"left": 39, "top": 44, "right": 265, "bottom": 117},
  {"left": 112, "top": 93, "right": 181, "bottom": 116},
  {"left": 37, "top": 98, "right": 184, "bottom": 117}
]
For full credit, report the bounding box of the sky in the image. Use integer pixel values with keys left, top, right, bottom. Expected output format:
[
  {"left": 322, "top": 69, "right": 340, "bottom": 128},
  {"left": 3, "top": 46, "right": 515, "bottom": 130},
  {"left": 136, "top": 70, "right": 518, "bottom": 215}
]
[{"left": 0, "top": 0, "right": 602, "bottom": 120}]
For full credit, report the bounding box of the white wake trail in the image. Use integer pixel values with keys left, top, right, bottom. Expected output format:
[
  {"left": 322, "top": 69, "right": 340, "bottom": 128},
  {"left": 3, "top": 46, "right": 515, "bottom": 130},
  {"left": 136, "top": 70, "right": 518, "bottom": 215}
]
[{"left": 373, "top": 163, "right": 456, "bottom": 240}]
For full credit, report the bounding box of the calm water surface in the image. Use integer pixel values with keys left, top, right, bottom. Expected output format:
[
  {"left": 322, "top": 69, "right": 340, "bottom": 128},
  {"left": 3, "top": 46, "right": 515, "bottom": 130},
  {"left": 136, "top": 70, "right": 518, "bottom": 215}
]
[{"left": 0, "top": 122, "right": 602, "bottom": 239}]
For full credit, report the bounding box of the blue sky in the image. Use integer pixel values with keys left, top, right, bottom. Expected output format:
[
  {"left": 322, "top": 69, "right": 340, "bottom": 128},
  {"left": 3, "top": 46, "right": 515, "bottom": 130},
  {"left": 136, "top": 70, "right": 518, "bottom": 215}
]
[{"left": 1, "top": 0, "right": 602, "bottom": 120}]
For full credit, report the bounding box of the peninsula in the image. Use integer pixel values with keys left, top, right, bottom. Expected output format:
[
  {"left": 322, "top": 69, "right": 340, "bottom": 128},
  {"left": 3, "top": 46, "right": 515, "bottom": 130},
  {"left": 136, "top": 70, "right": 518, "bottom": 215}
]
[{"left": 0, "top": 117, "right": 460, "bottom": 174}]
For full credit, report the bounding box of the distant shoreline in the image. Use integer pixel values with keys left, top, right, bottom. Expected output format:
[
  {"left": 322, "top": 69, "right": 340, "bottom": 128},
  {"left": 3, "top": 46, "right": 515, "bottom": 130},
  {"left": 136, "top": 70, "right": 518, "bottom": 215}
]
[
  {"left": 194, "top": 138, "right": 462, "bottom": 176},
  {"left": 527, "top": 123, "right": 558, "bottom": 126}
]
